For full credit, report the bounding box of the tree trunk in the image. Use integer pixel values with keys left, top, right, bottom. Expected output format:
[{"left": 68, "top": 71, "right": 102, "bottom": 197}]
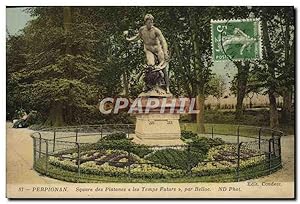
[
  {"left": 262, "top": 11, "right": 279, "bottom": 129},
  {"left": 45, "top": 103, "right": 64, "bottom": 127},
  {"left": 190, "top": 13, "right": 205, "bottom": 132},
  {"left": 269, "top": 91, "right": 279, "bottom": 129},
  {"left": 236, "top": 93, "right": 244, "bottom": 120},
  {"left": 281, "top": 12, "right": 293, "bottom": 125},
  {"left": 54, "top": 6, "right": 71, "bottom": 126},
  {"left": 235, "top": 62, "right": 250, "bottom": 120},
  {"left": 190, "top": 114, "right": 196, "bottom": 122},
  {"left": 281, "top": 88, "right": 292, "bottom": 124},
  {"left": 196, "top": 93, "right": 205, "bottom": 133},
  {"left": 189, "top": 96, "right": 197, "bottom": 122}
]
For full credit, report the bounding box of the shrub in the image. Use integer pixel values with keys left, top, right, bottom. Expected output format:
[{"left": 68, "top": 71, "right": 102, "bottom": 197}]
[
  {"left": 102, "top": 132, "right": 127, "bottom": 140},
  {"left": 181, "top": 130, "right": 197, "bottom": 140},
  {"left": 95, "top": 139, "right": 152, "bottom": 158},
  {"left": 145, "top": 148, "right": 205, "bottom": 170},
  {"left": 29, "top": 124, "right": 48, "bottom": 131},
  {"left": 189, "top": 137, "right": 225, "bottom": 153},
  {"left": 130, "top": 144, "right": 153, "bottom": 158},
  {"left": 188, "top": 138, "right": 210, "bottom": 154},
  {"left": 144, "top": 137, "right": 227, "bottom": 171},
  {"left": 206, "top": 138, "right": 225, "bottom": 147}
]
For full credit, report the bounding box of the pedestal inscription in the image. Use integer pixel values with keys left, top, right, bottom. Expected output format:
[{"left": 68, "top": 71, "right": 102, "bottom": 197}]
[{"left": 133, "top": 113, "right": 185, "bottom": 146}]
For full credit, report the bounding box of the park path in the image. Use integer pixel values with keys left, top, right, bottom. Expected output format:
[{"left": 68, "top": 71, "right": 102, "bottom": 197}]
[
  {"left": 6, "top": 122, "right": 294, "bottom": 184},
  {"left": 253, "top": 134, "right": 294, "bottom": 182},
  {"left": 6, "top": 122, "right": 64, "bottom": 184}
]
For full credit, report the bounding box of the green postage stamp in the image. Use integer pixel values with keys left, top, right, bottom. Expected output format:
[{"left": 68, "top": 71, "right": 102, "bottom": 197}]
[{"left": 211, "top": 18, "right": 262, "bottom": 61}]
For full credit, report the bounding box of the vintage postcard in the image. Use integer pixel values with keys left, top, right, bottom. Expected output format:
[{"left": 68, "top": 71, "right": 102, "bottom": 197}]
[{"left": 6, "top": 6, "right": 295, "bottom": 199}]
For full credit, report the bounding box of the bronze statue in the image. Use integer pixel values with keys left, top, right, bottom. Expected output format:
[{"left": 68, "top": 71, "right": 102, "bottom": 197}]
[{"left": 125, "top": 14, "right": 170, "bottom": 95}]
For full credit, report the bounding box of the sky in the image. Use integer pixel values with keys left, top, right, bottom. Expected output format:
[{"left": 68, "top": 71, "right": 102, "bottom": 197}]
[
  {"left": 5, "top": 7, "right": 237, "bottom": 84},
  {"left": 6, "top": 7, "right": 31, "bottom": 35}
]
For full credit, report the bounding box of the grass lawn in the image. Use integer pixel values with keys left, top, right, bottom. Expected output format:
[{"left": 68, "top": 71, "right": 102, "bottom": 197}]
[
  {"left": 180, "top": 123, "right": 279, "bottom": 139},
  {"left": 179, "top": 109, "right": 294, "bottom": 135}
]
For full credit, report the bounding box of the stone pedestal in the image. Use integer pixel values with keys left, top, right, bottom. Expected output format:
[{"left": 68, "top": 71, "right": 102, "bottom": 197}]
[{"left": 133, "top": 113, "right": 185, "bottom": 146}]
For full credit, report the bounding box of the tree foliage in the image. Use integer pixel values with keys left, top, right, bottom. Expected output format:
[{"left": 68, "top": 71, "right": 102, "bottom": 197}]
[{"left": 6, "top": 6, "right": 295, "bottom": 128}]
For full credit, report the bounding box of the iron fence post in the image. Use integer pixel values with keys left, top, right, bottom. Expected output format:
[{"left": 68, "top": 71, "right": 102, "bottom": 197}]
[
  {"left": 258, "top": 128, "right": 262, "bottom": 150},
  {"left": 53, "top": 128, "right": 56, "bottom": 152},
  {"left": 272, "top": 132, "right": 275, "bottom": 155},
  {"left": 128, "top": 147, "right": 131, "bottom": 178},
  {"left": 237, "top": 126, "right": 240, "bottom": 147},
  {"left": 33, "top": 137, "right": 36, "bottom": 167},
  {"left": 187, "top": 145, "right": 192, "bottom": 176},
  {"left": 45, "top": 140, "right": 49, "bottom": 175},
  {"left": 100, "top": 125, "right": 103, "bottom": 139},
  {"left": 278, "top": 136, "right": 282, "bottom": 162},
  {"left": 268, "top": 138, "right": 272, "bottom": 175},
  {"left": 39, "top": 133, "right": 42, "bottom": 159},
  {"left": 75, "top": 128, "right": 78, "bottom": 143},
  {"left": 76, "top": 142, "right": 81, "bottom": 182},
  {"left": 211, "top": 126, "right": 214, "bottom": 139},
  {"left": 236, "top": 142, "right": 243, "bottom": 182}
]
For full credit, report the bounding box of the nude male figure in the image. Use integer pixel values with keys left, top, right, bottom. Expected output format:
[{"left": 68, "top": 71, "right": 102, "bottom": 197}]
[{"left": 124, "top": 14, "right": 170, "bottom": 93}]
